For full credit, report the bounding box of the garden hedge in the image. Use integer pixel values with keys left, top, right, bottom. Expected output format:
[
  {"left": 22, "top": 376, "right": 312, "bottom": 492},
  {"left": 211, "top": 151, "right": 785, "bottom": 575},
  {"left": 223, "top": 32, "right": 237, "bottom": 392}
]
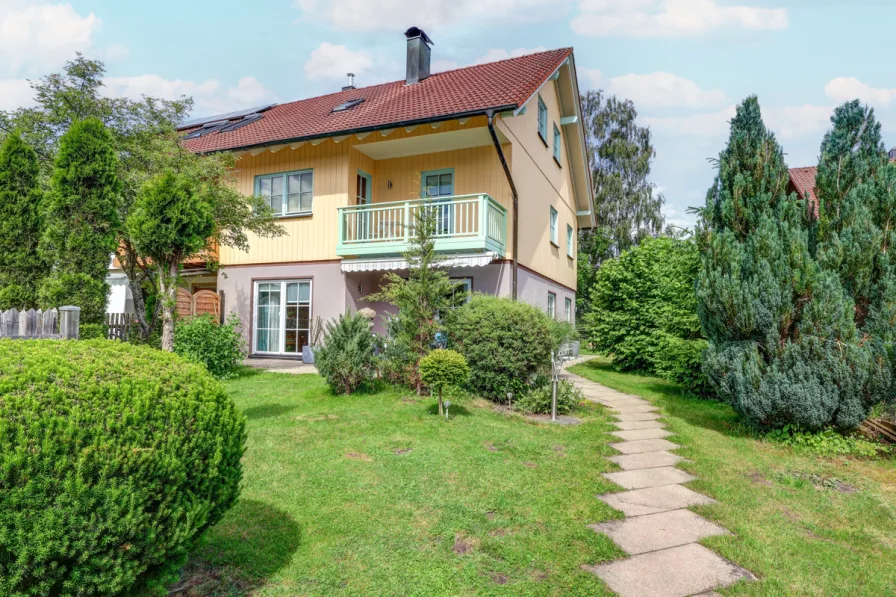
[{"left": 0, "top": 339, "right": 246, "bottom": 597}]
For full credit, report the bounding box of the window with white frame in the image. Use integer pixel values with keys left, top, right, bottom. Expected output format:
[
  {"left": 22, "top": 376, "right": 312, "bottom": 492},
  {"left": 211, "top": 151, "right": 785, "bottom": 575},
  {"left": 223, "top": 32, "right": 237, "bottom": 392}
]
[
  {"left": 450, "top": 277, "right": 473, "bottom": 304},
  {"left": 537, "top": 95, "right": 548, "bottom": 143},
  {"left": 567, "top": 224, "right": 574, "bottom": 258},
  {"left": 553, "top": 123, "right": 561, "bottom": 163},
  {"left": 549, "top": 206, "right": 558, "bottom": 245},
  {"left": 547, "top": 292, "right": 556, "bottom": 319},
  {"left": 254, "top": 280, "right": 312, "bottom": 354},
  {"left": 565, "top": 297, "right": 572, "bottom": 323},
  {"left": 256, "top": 170, "right": 313, "bottom": 216}
]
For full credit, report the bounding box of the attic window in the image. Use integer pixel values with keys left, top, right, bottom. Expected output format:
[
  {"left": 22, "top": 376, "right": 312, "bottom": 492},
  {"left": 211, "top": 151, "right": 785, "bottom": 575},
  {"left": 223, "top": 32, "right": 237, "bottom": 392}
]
[{"left": 332, "top": 98, "right": 365, "bottom": 113}]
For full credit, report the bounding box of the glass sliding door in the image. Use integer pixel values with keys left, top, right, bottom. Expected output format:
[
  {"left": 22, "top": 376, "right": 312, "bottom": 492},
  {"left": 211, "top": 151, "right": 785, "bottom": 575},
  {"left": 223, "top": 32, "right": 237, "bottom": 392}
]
[{"left": 254, "top": 280, "right": 312, "bottom": 355}]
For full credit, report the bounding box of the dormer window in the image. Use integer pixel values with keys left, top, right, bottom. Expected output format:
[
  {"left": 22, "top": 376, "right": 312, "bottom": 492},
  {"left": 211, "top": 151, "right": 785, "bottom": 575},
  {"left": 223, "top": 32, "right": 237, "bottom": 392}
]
[{"left": 332, "top": 98, "right": 365, "bottom": 113}]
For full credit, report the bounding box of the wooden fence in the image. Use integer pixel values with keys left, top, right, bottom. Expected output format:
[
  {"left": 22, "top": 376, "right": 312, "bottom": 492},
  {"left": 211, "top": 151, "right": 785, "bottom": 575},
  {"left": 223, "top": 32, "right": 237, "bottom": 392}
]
[
  {"left": 0, "top": 307, "right": 80, "bottom": 340},
  {"left": 105, "top": 312, "right": 135, "bottom": 341}
]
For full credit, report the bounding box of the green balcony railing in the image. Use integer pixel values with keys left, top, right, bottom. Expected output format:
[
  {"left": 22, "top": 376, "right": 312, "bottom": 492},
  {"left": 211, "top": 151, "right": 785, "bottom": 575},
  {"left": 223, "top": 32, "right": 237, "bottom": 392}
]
[{"left": 336, "top": 194, "right": 507, "bottom": 258}]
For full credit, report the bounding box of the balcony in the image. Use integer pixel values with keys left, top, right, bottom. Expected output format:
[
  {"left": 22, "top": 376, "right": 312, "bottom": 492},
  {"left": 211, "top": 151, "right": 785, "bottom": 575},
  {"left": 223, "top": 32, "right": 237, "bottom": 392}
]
[{"left": 336, "top": 194, "right": 507, "bottom": 258}]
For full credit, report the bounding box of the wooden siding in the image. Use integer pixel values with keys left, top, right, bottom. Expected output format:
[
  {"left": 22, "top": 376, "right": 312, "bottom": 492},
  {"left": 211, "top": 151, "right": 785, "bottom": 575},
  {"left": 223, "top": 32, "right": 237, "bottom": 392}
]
[{"left": 498, "top": 78, "right": 578, "bottom": 291}]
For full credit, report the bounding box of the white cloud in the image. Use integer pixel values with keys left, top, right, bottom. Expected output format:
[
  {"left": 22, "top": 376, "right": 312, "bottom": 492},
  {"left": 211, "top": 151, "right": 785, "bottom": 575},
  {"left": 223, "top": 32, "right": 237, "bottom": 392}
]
[
  {"left": 294, "top": 0, "right": 570, "bottom": 32},
  {"left": 642, "top": 105, "right": 736, "bottom": 137},
  {"left": 0, "top": 78, "right": 34, "bottom": 110},
  {"left": 577, "top": 67, "right": 603, "bottom": 90},
  {"left": 304, "top": 42, "right": 374, "bottom": 81},
  {"left": 104, "top": 75, "right": 279, "bottom": 116},
  {"left": 0, "top": 1, "right": 100, "bottom": 75},
  {"left": 764, "top": 104, "right": 832, "bottom": 140},
  {"left": 642, "top": 103, "right": 832, "bottom": 140},
  {"left": 607, "top": 72, "right": 725, "bottom": 109},
  {"left": 473, "top": 46, "right": 547, "bottom": 65},
  {"left": 431, "top": 59, "right": 459, "bottom": 73},
  {"left": 572, "top": 0, "right": 788, "bottom": 38},
  {"left": 824, "top": 77, "right": 896, "bottom": 109}
]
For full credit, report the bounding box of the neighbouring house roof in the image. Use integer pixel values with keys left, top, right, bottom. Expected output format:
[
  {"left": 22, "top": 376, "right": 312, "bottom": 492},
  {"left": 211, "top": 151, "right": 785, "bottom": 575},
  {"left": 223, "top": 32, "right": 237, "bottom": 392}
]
[
  {"left": 788, "top": 166, "right": 818, "bottom": 203},
  {"left": 180, "top": 48, "right": 573, "bottom": 154}
]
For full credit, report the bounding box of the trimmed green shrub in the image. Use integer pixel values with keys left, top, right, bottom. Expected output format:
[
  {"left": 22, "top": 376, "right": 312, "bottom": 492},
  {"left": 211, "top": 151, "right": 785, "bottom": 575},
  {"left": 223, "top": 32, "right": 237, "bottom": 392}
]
[
  {"left": 79, "top": 322, "right": 107, "bottom": 340},
  {"left": 174, "top": 314, "right": 246, "bottom": 379},
  {"left": 0, "top": 339, "right": 246, "bottom": 597},
  {"left": 449, "top": 295, "right": 554, "bottom": 401},
  {"left": 653, "top": 335, "right": 712, "bottom": 398},
  {"left": 38, "top": 272, "right": 109, "bottom": 325},
  {"left": 0, "top": 284, "right": 33, "bottom": 310},
  {"left": 516, "top": 380, "right": 584, "bottom": 415},
  {"left": 314, "top": 311, "right": 378, "bottom": 394},
  {"left": 419, "top": 349, "right": 469, "bottom": 414}
]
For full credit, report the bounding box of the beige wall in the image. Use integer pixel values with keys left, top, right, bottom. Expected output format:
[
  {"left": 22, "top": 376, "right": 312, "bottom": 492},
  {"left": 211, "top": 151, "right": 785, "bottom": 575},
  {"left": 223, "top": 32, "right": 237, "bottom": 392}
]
[{"left": 498, "top": 78, "right": 578, "bottom": 291}]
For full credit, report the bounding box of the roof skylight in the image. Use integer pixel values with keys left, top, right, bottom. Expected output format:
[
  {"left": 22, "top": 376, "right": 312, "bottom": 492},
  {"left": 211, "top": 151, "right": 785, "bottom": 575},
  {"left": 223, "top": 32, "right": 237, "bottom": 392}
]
[{"left": 332, "top": 98, "right": 365, "bottom": 113}]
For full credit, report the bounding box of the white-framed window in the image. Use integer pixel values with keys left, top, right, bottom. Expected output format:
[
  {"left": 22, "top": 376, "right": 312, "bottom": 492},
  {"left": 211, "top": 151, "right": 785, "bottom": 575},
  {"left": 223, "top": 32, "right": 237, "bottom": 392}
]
[
  {"left": 547, "top": 292, "right": 556, "bottom": 319},
  {"left": 450, "top": 277, "right": 473, "bottom": 304},
  {"left": 256, "top": 169, "right": 313, "bottom": 217},
  {"left": 550, "top": 206, "right": 558, "bottom": 246},
  {"left": 254, "top": 279, "right": 312, "bottom": 354},
  {"left": 537, "top": 95, "right": 548, "bottom": 143},
  {"left": 553, "top": 123, "right": 561, "bottom": 163},
  {"left": 567, "top": 224, "right": 574, "bottom": 258},
  {"left": 565, "top": 297, "right": 572, "bottom": 323}
]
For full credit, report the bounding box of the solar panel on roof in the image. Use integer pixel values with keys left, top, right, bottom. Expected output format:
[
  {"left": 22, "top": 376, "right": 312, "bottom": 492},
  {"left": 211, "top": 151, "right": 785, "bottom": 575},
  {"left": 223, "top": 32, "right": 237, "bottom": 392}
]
[{"left": 177, "top": 104, "right": 276, "bottom": 130}]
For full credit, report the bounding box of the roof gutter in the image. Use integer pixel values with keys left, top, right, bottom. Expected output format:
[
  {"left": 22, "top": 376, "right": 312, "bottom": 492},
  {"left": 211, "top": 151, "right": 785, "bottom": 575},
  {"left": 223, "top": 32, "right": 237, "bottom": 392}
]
[{"left": 486, "top": 110, "right": 518, "bottom": 301}]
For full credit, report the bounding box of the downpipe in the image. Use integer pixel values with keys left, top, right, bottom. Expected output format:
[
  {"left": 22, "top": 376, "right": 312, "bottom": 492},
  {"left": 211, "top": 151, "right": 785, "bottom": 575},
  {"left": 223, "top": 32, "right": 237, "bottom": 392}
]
[{"left": 486, "top": 110, "right": 519, "bottom": 300}]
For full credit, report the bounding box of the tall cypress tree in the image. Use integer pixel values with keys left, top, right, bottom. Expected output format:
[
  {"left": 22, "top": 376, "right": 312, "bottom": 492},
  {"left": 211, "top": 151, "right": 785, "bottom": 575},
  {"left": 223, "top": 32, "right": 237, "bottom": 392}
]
[
  {"left": 814, "top": 100, "right": 896, "bottom": 407},
  {"left": 0, "top": 133, "right": 46, "bottom": 308},
  {"left": 696, "top": 96, "right": 868, "bottom": 430},
  {"left": 40, "top": 118, "right": 121, "bottom": 322}
]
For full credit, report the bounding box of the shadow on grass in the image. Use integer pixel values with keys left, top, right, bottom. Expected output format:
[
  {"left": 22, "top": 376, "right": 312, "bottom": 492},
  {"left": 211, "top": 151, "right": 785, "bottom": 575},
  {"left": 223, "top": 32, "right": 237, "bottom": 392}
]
[
  {"left": 426, "top": 402, "right": 472, "bottom": 417},
  {"left": 575, "top": 359, "right": 757, "bottom": 440},
  {"left": 170, "top": 499, "right": 301, "bottom": 596},
  {"left": 242, "top": 403, "right": 298, "bottom": 420}
]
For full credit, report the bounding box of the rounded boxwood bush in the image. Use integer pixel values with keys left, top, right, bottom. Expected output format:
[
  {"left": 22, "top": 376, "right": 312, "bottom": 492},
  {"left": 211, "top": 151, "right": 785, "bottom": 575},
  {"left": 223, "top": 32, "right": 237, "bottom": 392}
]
[
  {"left": 0, "top": 339, "right": 246, "bottom": 597},
  {"left": 419, "top": 349, "right": 469, "bottom": 413},
  {"left": 448, "top": 295, "right": 554, "bottom": 401}
]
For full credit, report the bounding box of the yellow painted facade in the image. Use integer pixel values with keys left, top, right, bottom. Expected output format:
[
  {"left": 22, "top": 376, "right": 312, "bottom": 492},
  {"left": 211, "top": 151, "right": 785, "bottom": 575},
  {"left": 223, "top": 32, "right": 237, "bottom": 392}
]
[{"left": 219, "top": 90, "right": 580, "bottom": 291}]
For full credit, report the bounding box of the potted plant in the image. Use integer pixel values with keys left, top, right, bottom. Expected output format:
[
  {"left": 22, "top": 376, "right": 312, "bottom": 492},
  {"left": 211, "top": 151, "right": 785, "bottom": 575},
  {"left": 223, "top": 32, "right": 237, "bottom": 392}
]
[{"left": 302, "top": 316, "right": 324, "bottom": 364}]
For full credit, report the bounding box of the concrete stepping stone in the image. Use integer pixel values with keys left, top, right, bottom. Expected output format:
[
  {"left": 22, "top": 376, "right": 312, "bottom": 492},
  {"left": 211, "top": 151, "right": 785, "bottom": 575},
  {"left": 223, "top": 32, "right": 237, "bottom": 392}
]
[
  {"left": 584, "top": 543, "right": 755, "bottom": 597},
  {"left": 613, "top": 419, "right": 667, "bottom": 431},
  {"left": 614, "top": 412, "right": 663, "bottom": 422},
  {"left": 598, "top": 484, "right": 716, "bottom": 516},
  {"left": 611, "top": 404, "right": 660, "bottom": 414},
  {"left": 590, "top": 509, "right": 729, "bottom": 555},
  {"left": 602, "top": 466, "right": 696, "bottom": 490},
  {"left": 608, "top": 451, "right": 684, "bottom": 470},
  {"left": 610, "top": 428, "right": 673, "bottom": 441},
  {"left": 610, "top": 438, "right": 679, "bottom": 454}
]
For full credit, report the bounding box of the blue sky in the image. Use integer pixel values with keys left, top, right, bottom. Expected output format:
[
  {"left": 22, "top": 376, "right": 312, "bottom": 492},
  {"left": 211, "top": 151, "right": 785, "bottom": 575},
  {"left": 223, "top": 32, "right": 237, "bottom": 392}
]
[{"left": 2, "top": 0, "right": 895, "bottom": 228}]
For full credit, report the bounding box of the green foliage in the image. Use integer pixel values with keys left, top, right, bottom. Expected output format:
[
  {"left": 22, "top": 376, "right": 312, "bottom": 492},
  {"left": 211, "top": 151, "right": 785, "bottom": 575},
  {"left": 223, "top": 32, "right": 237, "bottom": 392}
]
[
  {"left": 40, "top": 118, "right": 120, "bottom": 323},
  {"left": 585, "top": 235, "right": 710, "bottom": 395},
  {"left": 0, "top": 284, "right": 33, "bottom": 310},
  {"left": 419, "top": 349, "right": 469, "bottom": 390},
  {"left": 314, "top": 311, "right": 378, "bottom": 394},
  {"left": 174, "top": 314, "right": 247, "bottom": 379},
  {"left": 0, "top": 339, "right": 245, "bottom": 597},
  {"left": 38, "top": 272, "right": 109, "bottom": 324},
  {"left": 696, "top": 97, "right": 873, "bottom": 431},
  {"left": 369, "top": 201, "right": 464, "bottom": 389},
  {"left": 766, "top": 426, "right": 887, "bottom": 458},
  {"left": 449, "top": 295, "right": 554, "bottom": 401},
  {"left": 79, "top": 323, "right": 106, "bottom": 340},
  {"left": 516, "top": 379, "right": 584, "bottom": 415},
  {"left": 0, "top": 134, "right": 46, "bottom": 305}
]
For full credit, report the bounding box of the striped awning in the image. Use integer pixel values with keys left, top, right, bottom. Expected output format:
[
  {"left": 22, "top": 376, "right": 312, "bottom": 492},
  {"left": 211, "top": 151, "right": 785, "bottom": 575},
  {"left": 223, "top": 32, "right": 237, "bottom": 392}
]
[{"left": 340, "top": 252, "right": 496, "bottom": 273}]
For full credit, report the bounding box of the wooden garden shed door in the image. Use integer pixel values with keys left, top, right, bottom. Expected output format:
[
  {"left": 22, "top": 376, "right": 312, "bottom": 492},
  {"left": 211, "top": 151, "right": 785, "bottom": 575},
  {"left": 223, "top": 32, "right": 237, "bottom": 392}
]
[{"left": 175, "top": 288, "right": 220, "bottom": 320}]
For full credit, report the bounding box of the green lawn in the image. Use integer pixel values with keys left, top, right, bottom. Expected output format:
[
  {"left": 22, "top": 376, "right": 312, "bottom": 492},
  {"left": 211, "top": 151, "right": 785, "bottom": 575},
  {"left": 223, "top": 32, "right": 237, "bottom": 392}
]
[
  {"left": 175, "top": 371, "right": 623, "bottom": 596},
  {"left": 569, "top": 358, "right": 896, "bottom": 597}
]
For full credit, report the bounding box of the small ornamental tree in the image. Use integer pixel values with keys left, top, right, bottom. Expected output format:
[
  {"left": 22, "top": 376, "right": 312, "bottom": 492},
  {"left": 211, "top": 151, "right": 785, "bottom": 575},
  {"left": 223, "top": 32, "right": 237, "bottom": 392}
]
[
  {"left": 127, "top": 171, "right": 214, "bottom": 351},
  {"left": 0, "top": 133, "right": 46, "bottom": 307},
  {"left": 314, "top": 311, "right": 378, "bottom": 394},
  {"left": 368, "top": 200, "right": 463, "bottom": 391},
  {"left": 40, "top": 118, "right": 121, "bottom": 322},
  {"left": 419, "top": 349, "right": 470, "bottom": 415}
]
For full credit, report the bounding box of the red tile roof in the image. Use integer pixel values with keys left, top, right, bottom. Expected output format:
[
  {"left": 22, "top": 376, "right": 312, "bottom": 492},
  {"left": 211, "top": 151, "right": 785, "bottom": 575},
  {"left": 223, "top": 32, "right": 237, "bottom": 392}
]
[
  {"left": 182, "top": 48, "right": 573, "bottom": 154},
  {"left": 788, "top": 166, "right": 817, "bottom": 202}
]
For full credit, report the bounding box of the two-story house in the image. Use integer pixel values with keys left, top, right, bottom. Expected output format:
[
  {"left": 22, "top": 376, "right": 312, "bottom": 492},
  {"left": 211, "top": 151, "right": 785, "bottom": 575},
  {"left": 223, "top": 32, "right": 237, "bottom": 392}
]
[{"left": 177, "top": 28, "right": 594, "bottom": 358}]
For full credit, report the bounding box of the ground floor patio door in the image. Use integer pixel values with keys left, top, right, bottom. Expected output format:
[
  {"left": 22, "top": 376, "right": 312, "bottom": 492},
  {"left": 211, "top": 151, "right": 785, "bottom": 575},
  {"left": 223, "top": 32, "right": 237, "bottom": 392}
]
[{"left": 254, "top": 279, "right": 312, "bottom": 355}]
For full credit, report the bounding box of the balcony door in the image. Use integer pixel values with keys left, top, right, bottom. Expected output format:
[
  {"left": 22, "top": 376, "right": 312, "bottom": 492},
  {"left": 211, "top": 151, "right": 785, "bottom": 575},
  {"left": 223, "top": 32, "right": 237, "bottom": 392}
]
[
  {"left": 422, "top": 168, "right": 454, "bottom": 235},
  {"left": 254, "top": 280, "right": 312, "bottom": 355},
  {"left": 355, "top": 171, "right": 372, "bottom": 240}
]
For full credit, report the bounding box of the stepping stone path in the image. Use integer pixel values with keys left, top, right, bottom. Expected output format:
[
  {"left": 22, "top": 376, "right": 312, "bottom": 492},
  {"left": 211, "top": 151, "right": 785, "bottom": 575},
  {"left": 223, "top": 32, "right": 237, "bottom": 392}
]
[{"left": 561, "top": 359, "right": 754, "bottom": 597}]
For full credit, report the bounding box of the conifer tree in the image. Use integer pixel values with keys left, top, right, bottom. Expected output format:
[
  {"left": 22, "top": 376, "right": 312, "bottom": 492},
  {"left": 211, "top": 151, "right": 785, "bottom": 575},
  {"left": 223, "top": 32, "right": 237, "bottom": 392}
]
[
  {"left": 696, "top": 96, "right": 868, "bottom": 430},
  {"left": 40, "top": 118, "right": 121, "bottom": 322},
  {"left": 814, "top": 100, "right": 896, "bottom": 407},
  {"left": 0, "top": 133, "right": 46, "bottom": 308}
]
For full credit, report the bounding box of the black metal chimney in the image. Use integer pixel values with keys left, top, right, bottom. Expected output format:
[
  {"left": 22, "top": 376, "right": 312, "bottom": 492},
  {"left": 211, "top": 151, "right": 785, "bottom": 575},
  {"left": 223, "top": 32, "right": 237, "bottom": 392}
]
[{"left": 404, "top": 27, "right": 433, "bottom": 85}]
